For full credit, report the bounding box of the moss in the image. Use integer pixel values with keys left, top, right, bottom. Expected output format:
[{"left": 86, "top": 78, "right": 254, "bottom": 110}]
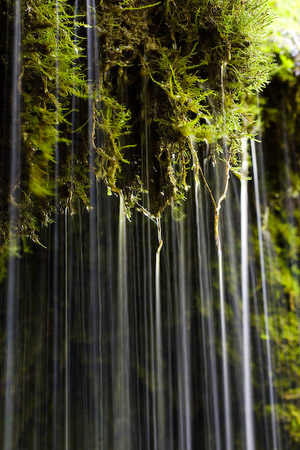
[
  {"left": 0, "top": 0, "right": 91, "bottom": 277},
  {"left": 21, "top": 0, "right": 88, "bottom": 197},
  {"left": 267, "top": 0, "right": 300, "bottom": 80},
  {"left": 94, "top": 0, "right": 274, "bottom": 216},
  {"left": 0, "top": 0, "right": 275, "bottom": 274},
  {"left": 252, "top": 6, "right": 300, "bottom": 436}
]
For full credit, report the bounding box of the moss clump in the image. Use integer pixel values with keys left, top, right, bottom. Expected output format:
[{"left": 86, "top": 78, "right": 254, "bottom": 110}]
[
  {"left": 0, "top": 0, "right": 274, "bottom": 275},
  {"left": 21, "top": 0, "right": 88, "bottom": 200},
  {"left": 0, "top": 0, "right": 90, "bottom": 277},
  {"left": 95, "top": 0, "right": 274, "bottom": 215},
  {"left": 266, "top": 0, "right": 300, "bottom": 81}
]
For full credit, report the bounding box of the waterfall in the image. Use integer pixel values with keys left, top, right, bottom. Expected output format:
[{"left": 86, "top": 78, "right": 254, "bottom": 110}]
[
  {"left": 4, "top": 1, "right": 21, "bottom": 449},
  {"left": 195, "top": 179, "right": 221, "bottom": 450},
  {"left": 155, "top": 217, "right": 166, "bottom": 450},
  {"left": 1, "top": 1, "right": 300, "bottom": 450},
  {"left": 241, "top": 139, "right": 254, "bottom": 450},
  {"left": 251, "top": 139, "right": 279, "bottom": 449}
]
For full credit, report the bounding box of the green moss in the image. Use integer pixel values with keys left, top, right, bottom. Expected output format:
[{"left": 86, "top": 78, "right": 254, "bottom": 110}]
[
  {"left": 21, "top": 0, "right": 87, "bottom": 197},
  {"left": 267, "top": 0, "right": 300, "bottom": 81},
  {"left": 257, "top": 310, "right": 300, "bottom": 443},
  {"left": 0, "top": 0, "right": 275, "bottom": 274},
  {"left": 0, "top": 0, "right": 91, "bottom": 277},
  {"left": 94, "top": 90, "right": 133, "bottom": 192},
  {"left": 94, "top": 0, "right": 274, "bottom": 215}
]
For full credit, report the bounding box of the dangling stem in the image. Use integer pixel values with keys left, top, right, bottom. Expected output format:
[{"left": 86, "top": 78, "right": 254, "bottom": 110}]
[
  {"left": 156, "top": 216, "right": 163, "bottom": 256},
  {"left": 214, "top": 160, "right": 231, "bottom": 250},
  {"left": 190, "top": 135, "right": 231, "bottom": 248},
  {"left": 155, "top": 215, "right": 165, "bottom": 450},
  {"left": 189, "top": 136, "right": 216, "bottom": 208}
]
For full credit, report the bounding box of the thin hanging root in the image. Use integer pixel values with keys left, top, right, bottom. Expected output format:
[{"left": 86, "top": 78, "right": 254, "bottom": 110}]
[
  {"left": 156, "top": 216, "right": 163, "bottom": 256},
  {"left": 214, "top": 160, "right": 231, "bottom": 250},
  {"left": 189, "top": 136, "right": 200, "bottom": 185},
  {"left": 190, "top": 139, "right": 230, "bottom": 251},
  {"left": 118, "top": 191, "right": 127, "bottom": 226},
  {"left": 197, "top": 158, "right": 220, "bottom": 247},
  {"left": 191, "top": 136, "right": 230, "bottom": 250},
  {"left": 199, "top": 163, "right": 216, "bottom": 210},
  {"left": 214, "top": 212, "right": 220, "bottom": 251},
  {"left": 135, "top": 202, "right": 157, "bottom": 224},
  {"left": 189, "top": 135, "right": 217, "bottom": 209}
]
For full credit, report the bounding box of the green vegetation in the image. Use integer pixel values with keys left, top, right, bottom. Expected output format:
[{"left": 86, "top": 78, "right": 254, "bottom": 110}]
[
  {"left": 1, "top": 1, "right": 300, "bottom": 447},
  {"left": 0, "top": 0, "right": 275, "bottom": 275},
  {"left": 246, "top": 2, "right": 300, "bottom": 443},
  {"left": 96, "top": 0, "right": 274, "bottom": 215},
  {"left": 267, "top": 0, "right": 300, "bottom": 81},
  {"left": 0, "top": 0, "right": 89, "bottom": 275}
]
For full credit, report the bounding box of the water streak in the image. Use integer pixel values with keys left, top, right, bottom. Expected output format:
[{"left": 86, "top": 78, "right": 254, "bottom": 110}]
[
  {"left": 114, "top": 193, "right": 131, "bottom": 450},
  {"left": 176, "top": 218, "right": 192, "bottom": 450},
  {"left": 64, "top": 208, "right": 70, "bottom": 450},
  {"left": 4, "top": 1, "right": 21, "bottom": 448},
  {"left": 86, "top": 2, "right": 101, "bottom": 446},
  {"left": 251, "top": 139, "right": 278, "bottom": 450},
  {"left": 217, "top": 240, "right": 232, "bottom": 450},
  {"left": 241, "top": 138, "right": 255, "bottom": 450},
  {"left": 155, "top": 217, "right": 166, "bottom": 450},
  {"left": 195, "top": 179, "right": 221, "bottom": 450}
]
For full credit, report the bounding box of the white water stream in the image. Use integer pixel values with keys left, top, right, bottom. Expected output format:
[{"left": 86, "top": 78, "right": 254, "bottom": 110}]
[
  {"left": 1, "top": 4, "right": 300, "bottom": 450},
  {"left": 241, "top": 138, "right": 254, "bottom": 450},
  {"left": 251, "top": 139, "right": 278, "bottom": 450},
  {"left": 4, "top": 1, "right": 21, "bottom": 449}
]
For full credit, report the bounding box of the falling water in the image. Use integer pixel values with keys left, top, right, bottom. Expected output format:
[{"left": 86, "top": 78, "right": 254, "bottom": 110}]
[
  {"left": 241, "top": 139, "right": 254, "bottom": 450},
  {"left": 114, "top": 193, "right": 131, "bottom": 450},
  {"left": 217, "top": 232, "right": 233, "bottom": 450},
  {"left": 195, "top": 178, "right": 221, "bottom": 450},
  {"left": 70, "top": 0, "right": 79, "bottom": 197},
  {"left": 64, "top": 207, "right": 70, "bottom": 450},
  {"left": 141, "top": 59, "right": 156, "bottom": 450},
  {"left": 251, "top": 139, "right": 278, "bottom": 449},
  {"left": 86, "top": 2, "right": 101, "bottom": 448},
  {"left": 52, "top": 1, "right": 60, "bottom": 447},
  {"left": 155, "top": 217, "right": 166, "bottom": 450},
  {"left": 176, "top": 219, "right": 192, "bottom": 450},
  {"left": 219, "top": 63, "right": 233, "bottom": 450},
  {"left": 64, "top": 3, "right": 79, "bottom": 445},
  {"left": 165, "top": 207, "right": 193, "bottom": 450},
  {"left": 4, "top": 1, "right": 21, "bottom": 449},
  {"left": 2, "top": 2, "right": 300, "bottom": 450}
]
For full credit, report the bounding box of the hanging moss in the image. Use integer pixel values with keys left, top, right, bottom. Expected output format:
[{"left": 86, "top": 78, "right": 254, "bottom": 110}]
[
  {"left": 93, "top": 0, "right": 274, "bottom": 216},
  {"left": 0, "top": 0, "right": 90, "bottom": 277},
  {"left": 21, "top": 0, "right": 88, "bottom": 199},
  {"left": 0, "top": 0, "right": 275, "bottom": 276}
]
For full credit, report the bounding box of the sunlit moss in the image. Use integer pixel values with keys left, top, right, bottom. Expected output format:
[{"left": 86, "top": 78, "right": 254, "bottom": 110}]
[{"left": 267, "top": 0, "right": 300, "bottom": 80}]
